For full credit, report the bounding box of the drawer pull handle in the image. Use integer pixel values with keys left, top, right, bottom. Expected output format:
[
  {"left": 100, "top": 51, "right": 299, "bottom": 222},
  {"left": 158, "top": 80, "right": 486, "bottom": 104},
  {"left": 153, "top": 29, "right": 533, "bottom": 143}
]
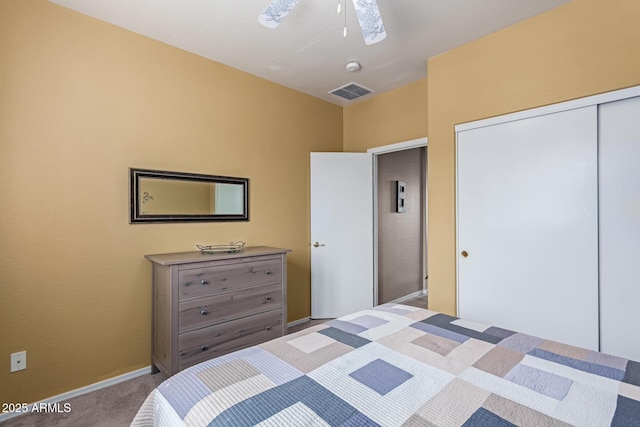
[
  {"left": 201, "top": 345, "right": 208, "bottom": 351},
  {"left": 265, "top": 296, "right": 272, "bottom": 302},
  {"left": 200, "top": 308, "right": 208, "bottom": 315},
  {"left": 200, "top": 279, "right": 208, "bottom": 285},
  {"left": 265, "top": 326, "right": 271, "bottom": 331},
  {"left": 265, "top": 270, "right": 272, "bottom": 275}
]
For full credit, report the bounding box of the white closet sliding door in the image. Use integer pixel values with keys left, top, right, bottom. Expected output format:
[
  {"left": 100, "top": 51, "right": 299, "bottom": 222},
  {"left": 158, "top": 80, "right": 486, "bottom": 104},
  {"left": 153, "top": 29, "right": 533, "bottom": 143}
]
[
  {"left": 599, "top": 96, "right": 640, "bottom": 361},
  {"left": 457, "top": 106, "right": 600, "bottom": 350}
]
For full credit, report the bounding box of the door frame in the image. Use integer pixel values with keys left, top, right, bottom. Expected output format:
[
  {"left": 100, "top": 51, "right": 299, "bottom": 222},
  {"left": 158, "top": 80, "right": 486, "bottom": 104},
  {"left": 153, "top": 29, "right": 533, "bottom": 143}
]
[{"left": 368, "top": 137, "right": 428, "bottom": 306}]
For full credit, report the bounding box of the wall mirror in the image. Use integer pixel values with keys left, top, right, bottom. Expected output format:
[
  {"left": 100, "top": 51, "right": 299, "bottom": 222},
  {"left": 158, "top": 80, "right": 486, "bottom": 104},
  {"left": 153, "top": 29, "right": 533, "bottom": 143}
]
[{"left": 130, "top": 168, "right": 249, "bottom": 223}]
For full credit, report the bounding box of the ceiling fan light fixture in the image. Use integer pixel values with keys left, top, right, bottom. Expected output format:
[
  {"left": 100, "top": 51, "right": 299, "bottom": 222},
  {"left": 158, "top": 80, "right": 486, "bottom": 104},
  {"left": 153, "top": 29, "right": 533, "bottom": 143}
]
[
  {"left": 345, "top": 61, "right": 361, "bottom": 72},
  {"left": 259, "top": 0, "right": 386, "bottom": 45}
]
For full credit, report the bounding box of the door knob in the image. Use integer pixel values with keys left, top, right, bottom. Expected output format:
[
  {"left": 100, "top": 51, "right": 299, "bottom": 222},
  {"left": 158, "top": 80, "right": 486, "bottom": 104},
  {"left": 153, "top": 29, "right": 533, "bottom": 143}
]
[
  {"left": 313, "top": 242, "right": 326, "bottom": 248},
  {"left": 461, "top": 250, "right": 469, "bottom": 258}
]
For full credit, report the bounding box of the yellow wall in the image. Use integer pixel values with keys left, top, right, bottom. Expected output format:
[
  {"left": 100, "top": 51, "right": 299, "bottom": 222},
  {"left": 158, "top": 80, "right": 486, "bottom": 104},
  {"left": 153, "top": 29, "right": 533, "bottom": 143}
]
[
  {"left": 0, "top": 0, "right": 342, "bottom": 404},
  {"left": 343, "top": 78, "right": 428, "bottom": 151},
  {"left": 427, "top": 0, "right": 640, "bottom": 314}
]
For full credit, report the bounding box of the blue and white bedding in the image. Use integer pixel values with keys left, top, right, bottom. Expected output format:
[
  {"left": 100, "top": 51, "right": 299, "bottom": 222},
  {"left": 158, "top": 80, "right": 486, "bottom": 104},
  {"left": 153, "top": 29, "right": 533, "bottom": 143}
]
[{"left": 132, "top": 304, "right": 640, "bottom": 426}]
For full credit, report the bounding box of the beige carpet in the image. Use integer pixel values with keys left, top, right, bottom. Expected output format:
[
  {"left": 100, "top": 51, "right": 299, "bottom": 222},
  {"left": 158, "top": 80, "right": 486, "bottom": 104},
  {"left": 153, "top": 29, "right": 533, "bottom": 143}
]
[{"left": 0, "top": 372, "right": 165, "bottom": 427}]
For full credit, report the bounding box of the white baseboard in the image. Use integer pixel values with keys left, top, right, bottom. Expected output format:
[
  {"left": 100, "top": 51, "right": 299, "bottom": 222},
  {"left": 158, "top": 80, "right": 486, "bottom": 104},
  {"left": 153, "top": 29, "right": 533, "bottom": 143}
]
[
  {"left": 0, "top": 366, "right": 153, "bottom": 422},
  {"left": 389, "top": 289, "right": 428, "bottom": 304},
  {"left": 287, "top": 317, "right": 311, "bottom": 328}
]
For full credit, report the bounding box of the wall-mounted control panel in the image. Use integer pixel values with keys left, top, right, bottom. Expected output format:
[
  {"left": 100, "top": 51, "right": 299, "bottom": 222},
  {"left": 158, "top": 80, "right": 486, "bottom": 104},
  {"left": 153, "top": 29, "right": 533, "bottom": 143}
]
[{"left": 396, "top": 180, "right": 406, "bottom": 213}]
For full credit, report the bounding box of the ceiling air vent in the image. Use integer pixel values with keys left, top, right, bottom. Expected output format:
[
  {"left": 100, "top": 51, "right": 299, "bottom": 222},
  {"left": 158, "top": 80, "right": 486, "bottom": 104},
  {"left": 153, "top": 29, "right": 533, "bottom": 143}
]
[{"left": 329, "top": 82, "right": 373, "bottom": 101}]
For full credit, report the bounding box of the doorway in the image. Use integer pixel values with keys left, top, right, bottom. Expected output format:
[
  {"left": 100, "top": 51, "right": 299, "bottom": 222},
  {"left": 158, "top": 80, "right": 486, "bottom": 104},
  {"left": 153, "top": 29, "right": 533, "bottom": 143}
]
[{"left": 369, "top": 138, "right": 428, "bottom": 306}]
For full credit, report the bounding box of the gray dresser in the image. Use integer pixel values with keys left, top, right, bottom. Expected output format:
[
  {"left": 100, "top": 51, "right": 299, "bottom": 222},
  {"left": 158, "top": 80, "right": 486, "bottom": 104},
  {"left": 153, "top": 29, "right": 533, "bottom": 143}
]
[{"left": 146, "top": 246, "right": 290, "bottom": 376}]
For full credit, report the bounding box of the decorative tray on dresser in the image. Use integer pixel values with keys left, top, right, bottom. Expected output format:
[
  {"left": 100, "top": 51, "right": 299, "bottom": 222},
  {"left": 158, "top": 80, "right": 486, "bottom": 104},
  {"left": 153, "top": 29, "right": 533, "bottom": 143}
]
[{"left": 145, "top": 246, "right": 291, "bottom": 376}]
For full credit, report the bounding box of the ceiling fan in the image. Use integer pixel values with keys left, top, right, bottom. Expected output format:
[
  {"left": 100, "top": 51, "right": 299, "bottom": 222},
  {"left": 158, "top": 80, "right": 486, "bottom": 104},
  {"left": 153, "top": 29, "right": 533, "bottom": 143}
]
[{"left": 258, "top": 0, "right": 387, "bottom": 46}]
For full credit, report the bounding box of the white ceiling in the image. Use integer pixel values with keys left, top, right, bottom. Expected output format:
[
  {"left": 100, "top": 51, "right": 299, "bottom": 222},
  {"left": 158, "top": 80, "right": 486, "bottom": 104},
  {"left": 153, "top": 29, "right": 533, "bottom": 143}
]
[{"left": 48, "top": 0, "right": 571, "bottom": 106}]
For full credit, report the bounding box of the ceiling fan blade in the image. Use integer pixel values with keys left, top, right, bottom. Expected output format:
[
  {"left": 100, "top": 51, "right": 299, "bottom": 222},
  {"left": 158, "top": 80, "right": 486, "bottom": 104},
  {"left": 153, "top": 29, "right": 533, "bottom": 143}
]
[
  {"left": 258, "top": 0, "right": 302, "bottom": 29},
  {"left": 351, "top": 0, "right": 387, "bottom": 45}
]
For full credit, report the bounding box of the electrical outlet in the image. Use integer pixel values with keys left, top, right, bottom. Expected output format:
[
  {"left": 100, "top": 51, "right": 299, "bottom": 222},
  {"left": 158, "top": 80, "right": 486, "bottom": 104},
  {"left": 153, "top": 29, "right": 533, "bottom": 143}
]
[{"left": 11, "top": 351, "right": 26, "bottom": 372}]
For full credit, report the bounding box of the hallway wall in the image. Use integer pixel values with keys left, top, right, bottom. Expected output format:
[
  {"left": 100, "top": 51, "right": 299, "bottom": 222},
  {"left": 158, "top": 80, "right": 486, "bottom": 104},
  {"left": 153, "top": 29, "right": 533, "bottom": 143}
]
[{"left": 377, "top": 147, "right": 426, "bottom": 303}]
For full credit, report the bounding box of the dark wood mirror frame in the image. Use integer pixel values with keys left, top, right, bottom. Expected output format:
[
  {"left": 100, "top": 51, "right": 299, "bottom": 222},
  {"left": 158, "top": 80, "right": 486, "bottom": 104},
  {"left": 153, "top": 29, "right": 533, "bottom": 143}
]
[{"left": 129, "top": 168, "right": 249, "bottom": 223}]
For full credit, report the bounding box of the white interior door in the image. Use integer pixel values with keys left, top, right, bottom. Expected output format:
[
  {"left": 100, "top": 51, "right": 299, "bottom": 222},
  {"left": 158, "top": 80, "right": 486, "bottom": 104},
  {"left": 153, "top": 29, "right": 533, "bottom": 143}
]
[
  {"left": 599, "top": 96, "right": 640, "bottom": 361},
  {"left": 457, "top": 106, "right": 599, "bottom": 350},
  {"left": 311, "top": 152, "right": 373, "bottom": 318}
]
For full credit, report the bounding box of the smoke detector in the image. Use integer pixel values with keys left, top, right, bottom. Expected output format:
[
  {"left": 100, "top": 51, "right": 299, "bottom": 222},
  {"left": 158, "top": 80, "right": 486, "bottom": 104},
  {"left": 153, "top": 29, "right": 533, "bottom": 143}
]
[{"left": 345, "top": 61, "right": 361, "bottom": 72}]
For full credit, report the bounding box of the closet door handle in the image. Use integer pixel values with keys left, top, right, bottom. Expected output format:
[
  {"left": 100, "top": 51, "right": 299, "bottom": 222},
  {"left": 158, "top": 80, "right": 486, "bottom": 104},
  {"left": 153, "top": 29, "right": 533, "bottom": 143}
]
[{"left": 461, "top": 250, "right": 469, "bottom": 258}]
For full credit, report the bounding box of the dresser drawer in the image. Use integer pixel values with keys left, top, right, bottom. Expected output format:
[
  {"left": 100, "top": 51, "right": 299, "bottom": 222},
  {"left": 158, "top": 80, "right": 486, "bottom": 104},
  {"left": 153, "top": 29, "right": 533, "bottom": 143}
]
[
  {"left": 178, "top": 283, "right": 283, "bottom": 333},
  {"left": 178, "top": 309, "right": 282, "bottom": 370},
  {"left": 179, "top": 257, "right": 282, "bottom": 299}
]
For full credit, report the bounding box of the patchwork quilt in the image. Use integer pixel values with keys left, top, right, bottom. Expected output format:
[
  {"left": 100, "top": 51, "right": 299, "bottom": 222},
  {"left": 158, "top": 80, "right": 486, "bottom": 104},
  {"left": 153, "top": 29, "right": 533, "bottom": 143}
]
[{"left": 132, "top": 304, "right": 640, "bottom": 426}]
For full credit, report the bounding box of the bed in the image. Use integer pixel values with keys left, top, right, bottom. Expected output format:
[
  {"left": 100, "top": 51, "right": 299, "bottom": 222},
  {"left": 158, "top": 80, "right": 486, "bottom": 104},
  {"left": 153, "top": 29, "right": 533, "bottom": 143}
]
[{"left": 132, "top": 304, "right": 640, "bottom": 426}]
